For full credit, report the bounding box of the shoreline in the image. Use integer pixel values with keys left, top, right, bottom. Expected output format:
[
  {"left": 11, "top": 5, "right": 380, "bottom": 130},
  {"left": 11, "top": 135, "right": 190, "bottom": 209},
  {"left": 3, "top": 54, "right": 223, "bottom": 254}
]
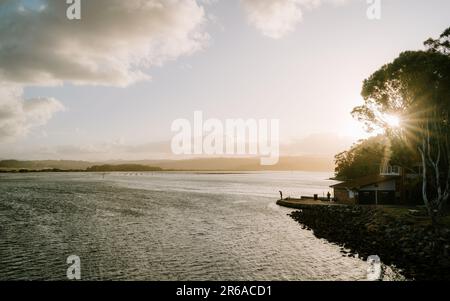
[
  {"left": 277, "top": 200, "right": 450, "bottom": 280},
  {"left": 276, "top": 198, "right": 342, "bottom": 209}
]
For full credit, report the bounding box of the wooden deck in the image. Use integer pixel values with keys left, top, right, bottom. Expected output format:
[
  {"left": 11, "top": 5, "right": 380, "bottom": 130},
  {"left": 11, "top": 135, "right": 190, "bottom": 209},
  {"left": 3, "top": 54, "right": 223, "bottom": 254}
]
[{"left": 276, "top": 198, "right": 344, "bottom": 209}]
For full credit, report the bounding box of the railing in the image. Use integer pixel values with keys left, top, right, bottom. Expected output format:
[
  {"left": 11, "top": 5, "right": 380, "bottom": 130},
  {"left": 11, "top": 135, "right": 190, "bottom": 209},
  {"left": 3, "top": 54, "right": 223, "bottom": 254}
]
[{"left": 380, "top": 165, "right": 401, "bottom": 176}]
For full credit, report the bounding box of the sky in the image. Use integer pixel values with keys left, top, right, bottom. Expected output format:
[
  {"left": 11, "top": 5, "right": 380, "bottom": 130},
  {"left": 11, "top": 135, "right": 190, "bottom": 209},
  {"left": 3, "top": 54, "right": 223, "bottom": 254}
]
[{"left": 1, "top": 0, "right": 450, "bottom": 161}]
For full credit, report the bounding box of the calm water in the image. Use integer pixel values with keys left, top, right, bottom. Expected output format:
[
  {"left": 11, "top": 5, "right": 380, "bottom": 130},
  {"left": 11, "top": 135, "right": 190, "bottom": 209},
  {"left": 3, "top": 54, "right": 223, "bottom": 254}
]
[{"left": 0, "top": 171, "right": 401, "bottom": 280}]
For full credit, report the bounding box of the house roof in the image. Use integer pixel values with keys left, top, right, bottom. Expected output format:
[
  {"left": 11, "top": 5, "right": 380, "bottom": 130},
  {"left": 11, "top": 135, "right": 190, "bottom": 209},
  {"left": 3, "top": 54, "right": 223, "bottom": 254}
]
[{"left": 330, "top": 174, "right": 398, "bottom": 190}]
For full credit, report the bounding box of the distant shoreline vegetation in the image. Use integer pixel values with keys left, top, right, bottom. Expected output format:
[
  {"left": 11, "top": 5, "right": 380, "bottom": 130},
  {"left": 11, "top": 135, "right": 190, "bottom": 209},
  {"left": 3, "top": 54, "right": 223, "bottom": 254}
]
[
  {"left": 0, "top": 160, "right": 163, "bottom": 173},
  {"left": 0, "top": 157, "right": 335, "bottom": 172},
  {"left": 0, "top": 164, "right": 163, "bottom": 173},
  {"left": 86, "top": 164, "right": 162, "bottom": 172},
  {"left": 0, "top": 169, "right": 85, "bottom": 173}
]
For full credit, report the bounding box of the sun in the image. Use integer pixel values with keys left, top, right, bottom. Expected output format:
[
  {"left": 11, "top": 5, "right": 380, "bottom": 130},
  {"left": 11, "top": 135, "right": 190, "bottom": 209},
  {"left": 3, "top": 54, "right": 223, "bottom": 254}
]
[{"left": 383, "top": 114, "right": 401, "bottom": 128}]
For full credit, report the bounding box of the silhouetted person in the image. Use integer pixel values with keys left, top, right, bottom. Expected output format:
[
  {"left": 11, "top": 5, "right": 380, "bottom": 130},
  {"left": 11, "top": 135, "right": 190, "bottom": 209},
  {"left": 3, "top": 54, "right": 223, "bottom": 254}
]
[
  {"left": 327, "top": 192, "right": 331, "bottom": 201},
  {"left": 279, "top": 191, "right": 283, "bottom": 200}
]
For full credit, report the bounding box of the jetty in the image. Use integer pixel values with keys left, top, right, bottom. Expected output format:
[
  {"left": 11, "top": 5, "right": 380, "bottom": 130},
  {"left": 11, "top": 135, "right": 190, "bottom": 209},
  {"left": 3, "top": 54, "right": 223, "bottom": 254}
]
[{"left": 276, "top": 198, "right": 343, "bottom": 210}]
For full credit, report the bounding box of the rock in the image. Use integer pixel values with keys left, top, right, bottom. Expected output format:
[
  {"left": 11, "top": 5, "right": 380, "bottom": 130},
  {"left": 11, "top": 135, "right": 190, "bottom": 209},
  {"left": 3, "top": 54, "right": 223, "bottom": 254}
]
[{"left": 286, "top": 204, "right": 450, "bottom": 280}]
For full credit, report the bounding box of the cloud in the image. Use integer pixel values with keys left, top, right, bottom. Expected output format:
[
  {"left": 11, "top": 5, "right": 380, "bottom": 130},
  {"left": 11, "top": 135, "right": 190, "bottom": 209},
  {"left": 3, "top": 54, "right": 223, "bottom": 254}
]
[
  {"left": 241, "top": 0, "right": 349, "bottom": 39},
  {"left": 1, "top": 133, "right": 355, "bottom": 161},
  {"left": 0, "top": 139, "right": 175, "bottom": 161},
  {"left": 0, "top": 84, "right": 64, "bottom": 141},
  {"left": 0, "top": 0, "right": 208, "bottom": 86},
  {"left": 241, "top": 0, "right": 303, "bottom": 39},
  {"left": 0, "top": 0, "right": 209, "bottom": 140}
]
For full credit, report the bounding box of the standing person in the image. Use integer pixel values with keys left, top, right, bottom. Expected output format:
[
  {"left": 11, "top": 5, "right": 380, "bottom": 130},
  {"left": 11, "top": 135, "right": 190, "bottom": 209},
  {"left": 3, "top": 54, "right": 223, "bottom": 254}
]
[
  {"left": 279, "top": 191, "right": 283, "bottom": 200},
  {"left": 327, "top": 192, "right": 331, "bottom": 201}
]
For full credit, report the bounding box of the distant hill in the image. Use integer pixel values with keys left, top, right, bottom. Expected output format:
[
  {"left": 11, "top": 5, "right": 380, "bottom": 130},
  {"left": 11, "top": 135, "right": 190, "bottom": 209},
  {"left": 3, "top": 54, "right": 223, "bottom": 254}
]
[
  {"left": 0, "top": 160, "right": 93, "bottom": 171},
  {"left": 86, "top": 164, "right": 162, "bottom": 172},
  {"left": 0, "top": 156, "right": 333, "bottom": 172},
  {"left": 108, "top": 156, "right": 334, "bottom": 172}
]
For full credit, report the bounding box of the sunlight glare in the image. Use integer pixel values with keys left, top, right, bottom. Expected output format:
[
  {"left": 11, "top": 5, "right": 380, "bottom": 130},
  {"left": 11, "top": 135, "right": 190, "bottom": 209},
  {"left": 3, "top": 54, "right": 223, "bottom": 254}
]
[{"left": 383, "top": 114, "right": 401, "bottom": 128}]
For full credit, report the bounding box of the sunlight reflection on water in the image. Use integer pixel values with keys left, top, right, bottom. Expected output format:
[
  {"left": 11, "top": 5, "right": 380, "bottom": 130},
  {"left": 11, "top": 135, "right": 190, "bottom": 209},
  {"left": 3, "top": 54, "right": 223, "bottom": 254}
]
[{"left": 0, "top": 172, "right": 403, "bottom": 280}]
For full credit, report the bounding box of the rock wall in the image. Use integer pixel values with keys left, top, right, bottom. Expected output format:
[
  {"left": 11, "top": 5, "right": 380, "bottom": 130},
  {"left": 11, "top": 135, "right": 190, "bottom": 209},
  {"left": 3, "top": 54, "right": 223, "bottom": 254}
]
[{"left": 289, "top": 205, "right": 450, "bottom": 280}]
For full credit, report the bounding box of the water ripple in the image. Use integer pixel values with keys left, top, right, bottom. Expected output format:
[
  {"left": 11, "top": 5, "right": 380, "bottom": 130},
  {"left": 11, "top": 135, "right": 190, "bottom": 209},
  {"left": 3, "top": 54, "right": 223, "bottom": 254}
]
[{"left": 0, "top": 172, "right": 402, "bottom": 280}]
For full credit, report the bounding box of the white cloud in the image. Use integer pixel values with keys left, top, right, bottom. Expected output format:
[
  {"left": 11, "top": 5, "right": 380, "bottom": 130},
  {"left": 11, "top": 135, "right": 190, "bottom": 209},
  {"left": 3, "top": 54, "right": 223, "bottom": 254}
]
[
  {"left": 241, "top": 0, "right": 303, "bottom": 39},
  {"left": 0, "top": 84, "right": 64, "bottom": 141},
  {"left": 0, "top": 0, "right": 208, "bottom": 86},
  {"left": 0, "top": 0, "right": 209, "bottom": 140},
  {"left": 241, "top": 0, "right": 350, "bottom": 39}
]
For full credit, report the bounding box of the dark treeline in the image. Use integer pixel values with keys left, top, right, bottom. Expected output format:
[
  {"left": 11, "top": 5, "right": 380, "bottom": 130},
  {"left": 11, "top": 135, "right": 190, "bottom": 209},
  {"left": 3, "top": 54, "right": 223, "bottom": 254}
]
[
  {"left": 335, "top": 27, "right": 450, "bottom": 224},
  {"left": 86, "top": 164, "right": 162, "bottom": 172}
]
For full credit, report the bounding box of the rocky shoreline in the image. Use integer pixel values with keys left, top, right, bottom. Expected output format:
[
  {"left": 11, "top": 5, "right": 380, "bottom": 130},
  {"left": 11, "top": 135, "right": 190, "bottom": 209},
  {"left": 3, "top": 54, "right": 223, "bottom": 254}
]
[{"left": 287, "top": 205, "right": 450, "bottom": 280}]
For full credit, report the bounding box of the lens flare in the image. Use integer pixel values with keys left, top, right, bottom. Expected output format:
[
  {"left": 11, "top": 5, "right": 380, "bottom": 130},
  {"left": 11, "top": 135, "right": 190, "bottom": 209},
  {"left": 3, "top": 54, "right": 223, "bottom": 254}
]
[{"left": 383, "top": 114, "right": 401, "bottom": 128}]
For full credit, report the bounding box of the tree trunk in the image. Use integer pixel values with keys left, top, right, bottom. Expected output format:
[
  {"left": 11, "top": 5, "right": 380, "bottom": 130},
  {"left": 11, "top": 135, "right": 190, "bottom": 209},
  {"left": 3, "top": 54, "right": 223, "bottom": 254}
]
[{"left": 418, "top": 118, "right": 450, "bottom": 228}]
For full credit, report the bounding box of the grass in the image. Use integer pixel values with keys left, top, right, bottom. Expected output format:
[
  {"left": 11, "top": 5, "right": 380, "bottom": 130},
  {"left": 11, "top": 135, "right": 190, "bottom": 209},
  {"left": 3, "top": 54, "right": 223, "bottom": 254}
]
[
  {"left": 278, "top": 198, "right": 450, "bottom": 228},
  {"left": 377, "top": 206, "right": 450, "bottom": 228}
]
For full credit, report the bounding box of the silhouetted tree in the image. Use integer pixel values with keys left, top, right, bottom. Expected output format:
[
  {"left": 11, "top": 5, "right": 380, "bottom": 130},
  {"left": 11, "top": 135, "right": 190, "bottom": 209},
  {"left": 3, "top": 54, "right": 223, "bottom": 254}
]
[
  {"left": 335, "top": 135, "right": 386, "bottom": 180},
  {"left": 352, "top": 27, "right": 450, "bottom": 225}
]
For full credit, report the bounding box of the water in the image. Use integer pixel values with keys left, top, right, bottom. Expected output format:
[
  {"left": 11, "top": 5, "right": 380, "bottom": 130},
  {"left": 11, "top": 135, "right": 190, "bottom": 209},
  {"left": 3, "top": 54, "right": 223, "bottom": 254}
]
[{"left": 0, "top": 171, "right": 400, "bottom": 280}]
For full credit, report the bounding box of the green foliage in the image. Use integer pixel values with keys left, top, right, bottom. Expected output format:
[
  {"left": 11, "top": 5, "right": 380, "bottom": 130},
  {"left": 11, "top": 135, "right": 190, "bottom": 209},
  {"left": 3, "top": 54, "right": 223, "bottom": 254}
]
[
  {"left": 353, "top": 27, "right": 450, "bottom": 137},
  {"left": 0, "top": 160, "right": 92, "bottom": 170},
  {"left": 334, "top": 135, "right": 386, "bottom": 180},
  {"left": 352, "top": 50, "right": 450, "bottom": 134},
  {"left": 338, "top": 27, "right": 450, "bottom": 177},
  {"left": 351, "top": 28, "right": 450, "bottom": 179},
  {"left": 342, "top": 27, "right": 450, "bottom": 221},
  {"left": 424, "top": 26, "right": 450, "bottom": 55}
]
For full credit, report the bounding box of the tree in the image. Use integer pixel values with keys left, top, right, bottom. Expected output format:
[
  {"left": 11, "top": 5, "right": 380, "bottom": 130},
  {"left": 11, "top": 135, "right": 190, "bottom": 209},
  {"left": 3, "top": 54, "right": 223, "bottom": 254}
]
[
  {"left": 334, "top": 134, "right": 417, "bottom": 180},
  {"left": 352, "top": 27, "right": 450, "bottom": 225},
  {"left": 424, "top": 27, "right": 450, "bottom": 55},
  {"left": 335, "top": 135, "right": 387, "bottom": 180}
]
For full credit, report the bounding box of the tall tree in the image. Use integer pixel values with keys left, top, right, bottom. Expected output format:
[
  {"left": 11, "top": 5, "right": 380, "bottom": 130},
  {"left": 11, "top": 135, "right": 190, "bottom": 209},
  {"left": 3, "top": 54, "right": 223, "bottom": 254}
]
[
  {"left": 352, "top": 27, "right": 450, "bottom": 224},
  {"left": 335, "top": 135, "right": 387, "bottom": 180}
]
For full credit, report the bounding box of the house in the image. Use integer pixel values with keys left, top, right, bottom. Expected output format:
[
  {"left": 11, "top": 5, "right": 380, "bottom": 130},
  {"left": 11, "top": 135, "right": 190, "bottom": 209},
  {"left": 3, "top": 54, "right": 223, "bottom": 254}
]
[
  {"left": 332, "top": 164, "right": 424, "bottom": 205},
  {"left": 331, "top": 164, "right": 421, "bottom": 205},
  {"left": 331, "top": 174, "right": 400, "bottom": 205}
]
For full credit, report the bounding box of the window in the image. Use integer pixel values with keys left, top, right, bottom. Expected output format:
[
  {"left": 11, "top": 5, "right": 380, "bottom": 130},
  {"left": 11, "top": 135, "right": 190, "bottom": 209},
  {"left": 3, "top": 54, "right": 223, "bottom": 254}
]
[{"left": 380, "top": 165, "right": 401, "bottom": 176}]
